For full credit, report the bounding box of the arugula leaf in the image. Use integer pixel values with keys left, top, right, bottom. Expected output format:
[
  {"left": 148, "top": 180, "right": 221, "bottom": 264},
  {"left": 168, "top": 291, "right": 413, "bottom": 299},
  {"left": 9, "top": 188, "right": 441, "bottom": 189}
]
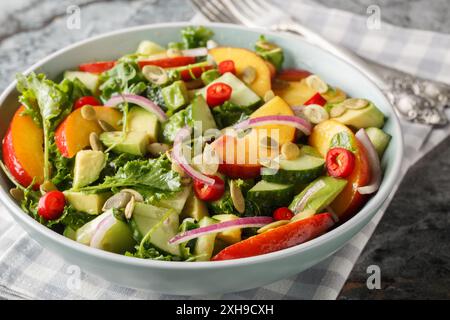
[
  {"left": 98, "top": 61, "right": 146, "bottom": 102},
  {"left": 78, "top": 155, "right": 181, "bottom": 193},
  {"left": 211, "top": 101, "right": 258, "bottom": 129},
  {"left": 16, "top": 73, "right": 72, "bottom": 181}
]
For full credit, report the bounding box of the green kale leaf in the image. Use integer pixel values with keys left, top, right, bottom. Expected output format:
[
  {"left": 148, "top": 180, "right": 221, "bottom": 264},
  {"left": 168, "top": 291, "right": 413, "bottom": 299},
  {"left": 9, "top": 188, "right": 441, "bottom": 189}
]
[
  {"left": 211, "top": 101, "right": 258, "bottom": 129},
  {"left": 172, "top": 26, "right": 214, "bottom": 49},
  {"left": 255, "top": 35, "right": 284, "bottom": 70}
]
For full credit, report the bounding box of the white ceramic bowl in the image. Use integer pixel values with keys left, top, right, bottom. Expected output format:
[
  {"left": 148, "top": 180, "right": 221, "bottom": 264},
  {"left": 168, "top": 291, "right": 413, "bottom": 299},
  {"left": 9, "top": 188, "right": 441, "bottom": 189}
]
[{"left": 0, "top": 23, "right": 403, "bottom": 295}]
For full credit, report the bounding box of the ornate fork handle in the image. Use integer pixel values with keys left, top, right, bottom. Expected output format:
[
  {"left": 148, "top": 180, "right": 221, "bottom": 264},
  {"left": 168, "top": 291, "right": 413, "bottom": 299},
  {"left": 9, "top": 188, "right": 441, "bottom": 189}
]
[{"left": 273, "top": 23, "right": 449, "bottom": 126}]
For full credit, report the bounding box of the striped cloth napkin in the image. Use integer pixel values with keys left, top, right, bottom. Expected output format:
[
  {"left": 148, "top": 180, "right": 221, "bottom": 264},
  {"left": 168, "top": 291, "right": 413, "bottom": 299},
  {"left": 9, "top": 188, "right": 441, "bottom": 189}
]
[{"left": 0, "top": 1, "right": 449, "bottom": 300}]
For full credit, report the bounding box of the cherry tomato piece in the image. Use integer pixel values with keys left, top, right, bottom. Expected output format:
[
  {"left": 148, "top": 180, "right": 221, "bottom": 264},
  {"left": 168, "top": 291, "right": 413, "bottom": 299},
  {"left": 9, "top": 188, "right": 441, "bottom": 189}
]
[
  {"left": 38, "top": 190, "right": 66, "bottom": 220},
  {"left": 193, "top": 175, "right": 225, "bottom": 202},
  {"left": 73, "top": 96, "right": 101, "bottom": 110},
  {"left": 206, "top": 82, "right": 232, "bottom": 107},
  {"left": 218, "top": 60, "right": 236, "bottom": 75},
  {"left": 326, "top": 147, "right": 356, "bottom": 178},
  {"left": 79, "top": 61, "right": 116, "bottom": 73},
  {"left": 304, "top": 93, "right": 327, "bottom": 106},
  {"left": 273, "top": 207, "right": 294, "bottom": 221}
]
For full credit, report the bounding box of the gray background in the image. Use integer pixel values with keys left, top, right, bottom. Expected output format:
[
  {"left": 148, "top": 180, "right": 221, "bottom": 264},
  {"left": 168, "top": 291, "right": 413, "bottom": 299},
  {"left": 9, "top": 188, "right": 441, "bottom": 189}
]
[{"left": 0, "top": 0, "right": 448, "bottom": 299}]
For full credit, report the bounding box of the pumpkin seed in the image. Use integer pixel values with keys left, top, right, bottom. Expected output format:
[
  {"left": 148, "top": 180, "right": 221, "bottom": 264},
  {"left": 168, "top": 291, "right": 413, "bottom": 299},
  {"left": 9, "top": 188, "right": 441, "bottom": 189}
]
[
  {"left": 341, "top": 98, "right": 369, "bottom": 110},
  {"left": 281, "top": 142, "right": 300, "bottom": 160},
  {"left": 263, "top": 90, "right": 275, "bottom": 102},
  {"left": 147, "top": 143, "right": 170, "bottom": 157},
  {"left": 40, "top": 180, "right": 57, "bottom": 194},
  {"left": 257, "top": 220, "right": 289, "bottom": 234},
  {"left": 80, "top": 105, "right": 97, "bottom": 121},
  {"left": 102, "top": 192, "right": 132, "bottom": 211},
  {"left": 271, "top": 78, "right": 290, "bottom": 90},
  {"left": 142, "top": 65, "right": 168, "bottom": 85},
  {"left": 329, "top": 103, "right": 347, "bottom": 118},
  {"left": 305, "top": 75, "right": 328, "bottom": 93},
  {"left": 9, "top": 188, "right": 24, "bottom": 201},
  {"left": 242, "top": 66, "right": 256, "bottom": 85},
  {"left": 303, "top": 104, "right": 329, "bottom": 124},
  {"left": 167, "top": 48, "right": 182, "bottom": 58},
  {"left": 120, "top": 189, "right": 144, "bottom": 202},
  {"left": 230, "top": 180, "right": 245, "bottom": 214},
  {"left": 98, "top": 119, "right": 114, "bottom": 132},
  {"left": 89, "top": 132, "right": 103, "bottom": 151},
  {"left": 124, "top": 196, "right": 135, "bottom": 220}
]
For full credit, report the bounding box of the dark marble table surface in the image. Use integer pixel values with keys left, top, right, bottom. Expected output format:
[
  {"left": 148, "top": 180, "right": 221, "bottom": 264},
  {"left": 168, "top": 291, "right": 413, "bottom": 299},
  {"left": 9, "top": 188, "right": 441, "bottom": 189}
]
[{"left": 0, "top": 0, "right": 448, "bottom": 299}]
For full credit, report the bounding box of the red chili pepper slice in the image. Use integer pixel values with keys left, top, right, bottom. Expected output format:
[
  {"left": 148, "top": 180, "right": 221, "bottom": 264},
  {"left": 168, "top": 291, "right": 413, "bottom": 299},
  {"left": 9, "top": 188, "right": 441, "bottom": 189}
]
[
  {"left": 273, "top": 207, "right": 294, "bottom": 221},
  {"left": 304, "top": 93, "right": 327, "bottom": 106},
  {"left": 206, "top": 82, "right": 232, "bottom": 107},
  {"left": 193, "top": 175, "right": 225, "bottom": 202},
  {"left": 218, "top": 60, "right": 236, "bottom": 75},
  {"left": 326, "top": 147, "right": 356, "bottom": 178}
]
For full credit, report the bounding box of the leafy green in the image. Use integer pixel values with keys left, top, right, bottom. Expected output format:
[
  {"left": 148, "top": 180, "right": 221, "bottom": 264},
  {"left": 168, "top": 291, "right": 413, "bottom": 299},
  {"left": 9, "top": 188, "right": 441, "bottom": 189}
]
[
  {"left": 58, "top": 77, "right": 92, "bottom": 105},
  {"left": 211, "top": 101, "right": 258, "bottom": 129},
  {"left": 78, "top": 155, "right": 181, "bottom": 193},
  {"left": 16, "top": 73, "right": 72, "bottom": 181},
  {"left": 208, "top": 191, "right": 237, "bottom": 216},
  {"left": 178, "top": 218, "right": 199, "bottom": 259},
  {"left": 255, "top": 35, "right": 284, "bottom": 70},
  {"left": 49, "top": 141, "right": 73, "bottom": 190},
  {"left": 126, "top": 244, "right": 177, "bottom": 261},
  {"left": 161, "top": 107, "right": 190, "bottom": 144},
  {"left": 47, "top": 205, "right": 95, "bottom": 231},
  {"left": 330, "top": 131, "right": 357, "bottom": 153},
  {"left": 170, "top": 26, "right": 214, "bottom": 50},
  {"left": 98, "top": 61, "right": 147, "bottom": 102}
]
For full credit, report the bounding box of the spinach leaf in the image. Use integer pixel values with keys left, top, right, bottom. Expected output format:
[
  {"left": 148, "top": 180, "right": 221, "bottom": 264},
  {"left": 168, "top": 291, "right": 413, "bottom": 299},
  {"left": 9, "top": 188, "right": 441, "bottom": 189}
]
[
  {"left": 78, "top": 155, "right": 181, "bottom": 193},
  {"left": 16, "top": 73, "right": 72, "bottom": 181}
]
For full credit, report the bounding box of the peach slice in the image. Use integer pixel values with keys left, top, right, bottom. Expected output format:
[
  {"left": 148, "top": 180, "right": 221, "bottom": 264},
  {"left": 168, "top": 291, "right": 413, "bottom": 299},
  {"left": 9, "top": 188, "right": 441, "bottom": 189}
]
[
  {"left": 55, "top": 106, "right": 122, "bottom": 158},
  {"left": 2, "top": 106, "right": 44, "bottom": 188},
  {"left": 209, "top": 47, "right": 271, "bottom": 97}
]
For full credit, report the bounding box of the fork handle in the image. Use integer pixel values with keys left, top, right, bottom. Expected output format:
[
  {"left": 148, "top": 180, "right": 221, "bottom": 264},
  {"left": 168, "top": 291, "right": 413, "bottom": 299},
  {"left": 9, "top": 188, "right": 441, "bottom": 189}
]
[{"left": 274, "top": 22, "right": 389, "bottom": 90}]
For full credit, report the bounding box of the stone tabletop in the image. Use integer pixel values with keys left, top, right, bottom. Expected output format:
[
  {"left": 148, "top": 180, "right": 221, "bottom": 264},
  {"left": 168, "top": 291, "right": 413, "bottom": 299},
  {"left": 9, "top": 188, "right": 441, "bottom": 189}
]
[{"left": 0, "top": 0, "right": 448, "bottom": 299}]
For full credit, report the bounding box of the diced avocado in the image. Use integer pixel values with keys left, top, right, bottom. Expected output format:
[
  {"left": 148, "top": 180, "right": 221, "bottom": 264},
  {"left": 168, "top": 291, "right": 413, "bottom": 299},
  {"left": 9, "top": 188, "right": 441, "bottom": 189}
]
[
  {"left": 72, "top": 150, "right": 106, "bottom": 189},
  {"left": 131, "top": 202, "right": 172, "bottom": 241},
  {"left": 156, "top": 186, "right": 192, "bottom": 214},
  {"left": 100, "top": 131, "right": 149, "bottom": 156},
  {"left": 75, "top": 210, "right": 111, "bottom": 245},
  {"left": 138, "top": 207, "right": 181, "bottom": 256},
  {"left": 289, "top": 176, "right": 347, "bottom": 214},
  {"left": 190, "top": 95, "right": 217, "bottom": 133},
  {"left": 332, "top": 102, "right": 385, "bottom": 129},
  {"left": 262, "top": 154, "right": 325, "bottom": 185},
  {"left": 136, "top": 40, "right": 165, "bottom": 55},
  {"left": 212, "top": 214, "right": 241, "bottom": 244},
  {"left": 181, "top": 191, "right": 209, "bottom": 221},
  {"left": 64, "top": 71, "right": 99, "bottom": 93},
  {"left": 194, "top": 216, "right": 218, "bottom": 261},
  {"left": 161, "top": 80, "right": 189, "bottom": 112},
  {"left": 127, "top": 106, "right": 159, "bottom": 142},
  {"left": 64, "top": 191, "right": 110, "bottom": 215},
  {"left": 161, "top": 107, "right": 188, "bottom": 144},
  {"left": 247, "top": 181, "right": 294, "bottom": 213},
  {"left": 201, "top": 69, "right": 220, "bottom": 85},
  {"left": 198, "top": 72, "right": 261, "bottom": 107},
  {"left": 94, "top": 214, "right": 136, "bottom": 254},
  {"left": 63, "top": 226, "right": 77, "bottom": 240},
  {"left": 366, "top": 127, "right": 391, "bottom": 158}
]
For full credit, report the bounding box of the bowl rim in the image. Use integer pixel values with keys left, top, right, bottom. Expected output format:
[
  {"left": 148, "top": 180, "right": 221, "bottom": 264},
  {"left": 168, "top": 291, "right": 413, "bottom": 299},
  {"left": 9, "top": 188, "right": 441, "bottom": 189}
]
[{"left": 0, "top": 21, "right": 403, "bottom": 270}]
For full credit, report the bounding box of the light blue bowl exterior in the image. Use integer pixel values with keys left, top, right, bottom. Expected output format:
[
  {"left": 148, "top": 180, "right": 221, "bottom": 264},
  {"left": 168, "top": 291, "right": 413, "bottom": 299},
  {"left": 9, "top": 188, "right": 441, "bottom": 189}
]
[{"left": 0, "top": 23, "right": 403, "bottom": 295}]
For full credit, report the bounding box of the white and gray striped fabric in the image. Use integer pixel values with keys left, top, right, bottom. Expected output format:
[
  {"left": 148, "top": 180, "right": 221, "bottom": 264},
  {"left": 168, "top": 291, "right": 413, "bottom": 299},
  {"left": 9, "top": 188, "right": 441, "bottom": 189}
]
[{"left": 0, "top": 1, "right": 449, "bottom": 300}]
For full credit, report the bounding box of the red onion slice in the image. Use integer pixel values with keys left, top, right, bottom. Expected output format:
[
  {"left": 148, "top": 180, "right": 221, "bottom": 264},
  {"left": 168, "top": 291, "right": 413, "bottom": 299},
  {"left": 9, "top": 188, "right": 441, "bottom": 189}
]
[
  {"left": 234, "top": 115, "right": 312, "bottom": 135},
  {"left": 90, "top": 213, "right": 115, "bottom": 249},
  {"left": 181, "top": 47, "right": 208, "bottom": 57},
  {"left": 356, "top": 128, "right": 382, "bottom": 194},
  {"left": 105, "top": 93, "right": 168, "bottom": 122},
  {"left": 169, "top": 216, "right": 274, "bottom": 245},
  {"left": 172, "top": 126, "right": 216, "bottom": 186}
]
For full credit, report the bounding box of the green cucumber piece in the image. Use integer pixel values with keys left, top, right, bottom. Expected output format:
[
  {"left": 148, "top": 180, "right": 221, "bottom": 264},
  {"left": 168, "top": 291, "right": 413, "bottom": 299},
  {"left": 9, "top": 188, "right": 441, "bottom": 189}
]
[
  {"left": 247, "top": 181, "right": 294, "bottom": 213},
  {"left": 194, "top": 217, "right": 218, "bottom": 261},
  {"left": 190, "top": 95, "right": 217, "bottom": 133},
  {"left": 365, "top": 127, "right": 391, "bottom": 158}
]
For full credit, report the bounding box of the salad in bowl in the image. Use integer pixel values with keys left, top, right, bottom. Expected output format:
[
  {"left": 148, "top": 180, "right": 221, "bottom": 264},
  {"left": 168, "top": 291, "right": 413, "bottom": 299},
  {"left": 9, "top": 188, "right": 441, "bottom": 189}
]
[{"left": 1, "top": 26, "right": 391, "bottom": 262}]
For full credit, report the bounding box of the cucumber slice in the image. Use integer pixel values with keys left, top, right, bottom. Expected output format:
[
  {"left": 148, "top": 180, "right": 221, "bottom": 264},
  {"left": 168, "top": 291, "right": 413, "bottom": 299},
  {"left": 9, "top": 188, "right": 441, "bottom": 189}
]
[
  {"left": 64, "top": 71, "right": 99, "bottom": 93},
  {"left": 190, "top": 95, "right": 217, "bottom": 133},
  {"left": 194, "top": 217, "right": 218, "bottom": 261},
  {"left": 198, "top": 72, "right": 261, "bottom": 107},
  {"left": 262, "top": 154, "right": 325, "bottom": 185},
  {"left": 366, "top": 127, "right": 391, "bottom": 158},
  {"left": 247, "top": 181, "right": 294, "bottom": 213}
]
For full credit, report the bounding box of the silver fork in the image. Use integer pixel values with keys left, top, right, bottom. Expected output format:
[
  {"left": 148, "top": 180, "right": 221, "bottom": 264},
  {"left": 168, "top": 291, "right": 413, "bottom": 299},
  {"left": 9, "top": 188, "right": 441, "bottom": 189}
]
[{"left": 189, "top": 0, "right": 449, "bottom": 126}]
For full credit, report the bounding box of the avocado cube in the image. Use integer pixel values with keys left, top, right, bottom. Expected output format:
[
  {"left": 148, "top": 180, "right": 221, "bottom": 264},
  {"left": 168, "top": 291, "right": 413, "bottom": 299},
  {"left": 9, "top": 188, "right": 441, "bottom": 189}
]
[
  {"left": 127, "top": 106, "right": 159, "bottom": 142},
  {"left": 64, "top": 191, "right": 111, "bottom": 215},
  {"left": 161, "top": 80, "right": 189, "bottom": 112},
  {"left": 73, "top": 150, "right": 106, "bottom": 189},
  {"left": 100, "top": 131, "right": 149, "bottom": 156}
]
